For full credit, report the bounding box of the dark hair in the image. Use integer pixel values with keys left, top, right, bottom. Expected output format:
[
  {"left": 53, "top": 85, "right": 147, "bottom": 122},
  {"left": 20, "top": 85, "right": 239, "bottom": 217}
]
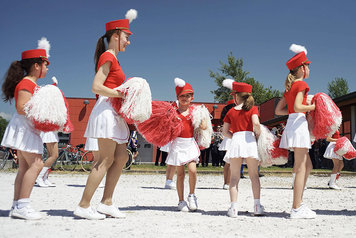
[
  {"left": 2, "top": 58, "right": 43, "bottom": 102},
  {"left": 237, "top": 92, "right": 254, "bottom": 111},
  {"left": 94, "top": 29, "right": 120, "bottom": 72},
  {"left": 220, "top": 103, "right": 235, "bottom": 123}
]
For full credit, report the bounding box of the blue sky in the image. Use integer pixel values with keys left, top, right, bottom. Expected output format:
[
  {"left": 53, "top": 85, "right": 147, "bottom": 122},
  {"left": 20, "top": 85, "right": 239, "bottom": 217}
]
[{"left": 0, "top": 0, "right": 355, "bottom": 120}]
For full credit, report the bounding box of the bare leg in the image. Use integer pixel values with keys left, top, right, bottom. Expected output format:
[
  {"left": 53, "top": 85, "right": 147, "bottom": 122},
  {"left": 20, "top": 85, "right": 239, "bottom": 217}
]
[
  {"left": 176, "top": 165, "right": 185, "bottom": 201},
  {"left": 292, "top": 148, "right": 309, "bottom": 209},
  {"left": 187, "top": 162, "right": 197, "bottom": 194},
  {"left": 166, "top": 165, "right": 176, "bottom": 180},
  {"left": 43, "top": 142, "right": 58, "bottom": 167},
  {"left": 224, "top": 163, "right": 230, "bottom": 185},
  {"left": 245, "top": 158, "right": 260, "bottom": 199},
  {"left": 229, "top": 158, "right": 243, "bottom": 202},
  {"left": 14, "top": 151, "right": 29, "bottom": 200}
]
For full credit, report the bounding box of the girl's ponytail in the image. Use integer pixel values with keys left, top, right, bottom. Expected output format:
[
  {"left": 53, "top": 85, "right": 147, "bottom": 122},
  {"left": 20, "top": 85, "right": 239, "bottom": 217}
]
[
  {"left": 94, "top": 35, "right": 106, "bottom": 72},
  {"left": 2, "top": 61, "right": 24, "bottom": 102},
  {"left": 238, "top": 92, "right": 254, "bottom": 111}
]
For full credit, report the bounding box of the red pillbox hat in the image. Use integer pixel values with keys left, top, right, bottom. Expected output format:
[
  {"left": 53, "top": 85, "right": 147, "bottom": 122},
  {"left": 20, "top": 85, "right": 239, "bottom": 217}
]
[
  {"left": 106, "top": 19, "right": 132, "bottom": 35},
  {"left": 232, "top": 82, "right": 252, "bottom": 93},
  {"left": 174, "top": 78, "right": 194, "bottom": 96},
  {"left": 286, "top": 51, "right": 310, "bottom": 70},
  {"left": 21, "top": 49, "right": 50, "bottom": 65}
]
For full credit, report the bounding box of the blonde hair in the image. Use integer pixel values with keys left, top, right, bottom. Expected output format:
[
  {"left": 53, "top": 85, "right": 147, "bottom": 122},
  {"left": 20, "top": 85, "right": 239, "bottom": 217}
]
[
  {"left": 284, "top": 65, "right": 302, "bottom": 91},
  {"left": 237, "top": 92, "right": 254, "bottom": 111}
]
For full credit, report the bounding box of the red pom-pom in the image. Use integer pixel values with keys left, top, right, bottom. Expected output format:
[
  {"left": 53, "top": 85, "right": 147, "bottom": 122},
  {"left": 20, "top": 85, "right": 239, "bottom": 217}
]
[
  {"left": 307, "top": 93, "right": 342, "bottom": 140},
  {"left": 334, "top": 137, "right": 356, "bottom": 160},
  {"left": 109, "top": 94, "right": 135, "bottom": 124},
  {"left": 32, "top": 120, "right": 60, "bottom": 132},
  {"left": 270, "top": 139, "right": 289, "bottom": 161},
  {"left": 136, "top": 101, "right": 183, "bottom": 147}
]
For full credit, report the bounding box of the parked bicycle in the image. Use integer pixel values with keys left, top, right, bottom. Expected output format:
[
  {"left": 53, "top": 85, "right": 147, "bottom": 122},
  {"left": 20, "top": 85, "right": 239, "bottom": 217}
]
[
  {"left": 53, "top": 144, "right": 85, "bottom": 171},
  {"left": 0, "top": 147, "right": 18, "bottom": 170}
]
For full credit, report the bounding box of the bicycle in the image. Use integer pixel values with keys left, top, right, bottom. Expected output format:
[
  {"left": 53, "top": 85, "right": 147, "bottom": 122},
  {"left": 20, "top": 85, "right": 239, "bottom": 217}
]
[
  {"left": 0, "top": 147, "right": 18, "bottom": 170},
  {"left": 53, "top": 144, "right": 84, "bottom": 171}
]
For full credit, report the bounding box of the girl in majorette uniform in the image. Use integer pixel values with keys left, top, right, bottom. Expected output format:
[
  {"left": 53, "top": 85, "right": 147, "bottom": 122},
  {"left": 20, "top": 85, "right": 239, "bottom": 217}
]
[
  {"left": 1, "top": 48, "right": 50, "bottom": 220},
  {"left": 275, "top": 44, "right": 316, "bottom": 219},
  {"left": 74, "top": 9, "right": 137, "bottom": 220},
  {"left": 324, "top": 130, "right": 343, "bottom": 189},
  {"left": 222, "top": 80, "right": 264, "bottom": 218},
  {"left": 36, "top": 131, "right": 59, "bottom": 187},
  {"left": 165, "top": 78, "right": 206, "bottom": 212}
]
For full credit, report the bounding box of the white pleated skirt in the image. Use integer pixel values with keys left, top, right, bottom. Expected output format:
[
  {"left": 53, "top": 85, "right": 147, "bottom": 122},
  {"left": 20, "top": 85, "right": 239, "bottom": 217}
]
[
  {"left": 323, "top": 142, "right": 342, "bottom": 160},
  {"left": 160, "top": 142, "right": 171, "bottom": 153},
  {"left": 1, "top": 112, "right": 43, "bottom": 154},
  {"left": 84, "top": 96, "right": 129, "bottom": 144},
  {"left": 224, "top": 131, "right": 259, "bottom": 164},
  {"left": 166, "top": 137, "right": 200, "bottom": 166},
  {"left": 218, "top": 137, "right": 231, "bottom": 151},
  {"left": 280, "top": 113, "right": 311, "bottom": 151},
  {"left": 84, "top": 137, "right": 99, "bottom": 151},
  {"left": 40, "top": 131, "right": 59, "bottom": 143}
]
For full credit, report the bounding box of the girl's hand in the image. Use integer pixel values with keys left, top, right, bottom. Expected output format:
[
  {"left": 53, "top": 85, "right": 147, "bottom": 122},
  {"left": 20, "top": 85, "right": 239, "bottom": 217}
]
[{"left": 199, "top": 119, "right": 207, "bottom": 130}]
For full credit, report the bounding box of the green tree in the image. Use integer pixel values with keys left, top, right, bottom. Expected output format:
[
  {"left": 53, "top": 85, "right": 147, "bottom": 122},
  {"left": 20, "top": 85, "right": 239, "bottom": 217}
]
[
  {"left": 327, "top": 77, "right": 350, "bottom": 99},
  {"left": 0, "top": 116, "right": 9, "bottom": 142},
  {"left": 210, "top": 52, "right": 281, "bottom": 104}
]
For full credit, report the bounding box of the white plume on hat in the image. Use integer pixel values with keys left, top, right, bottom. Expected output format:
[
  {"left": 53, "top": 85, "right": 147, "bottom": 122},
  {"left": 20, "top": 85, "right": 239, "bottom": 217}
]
[
  {"left": 174, "top": 77, "right": 186, "bottom": 87},
  {"left": 125, "top": 9, "right": 138, "bottom": 23},
  {"left": 222, "top": 79, "right": 234, "bottom": 90},
  {"left": 37, "top": 37, "right": 51, "bottom": 57},
  {"left": 289, "top": 44, "right": 307, "bottom": 55}
]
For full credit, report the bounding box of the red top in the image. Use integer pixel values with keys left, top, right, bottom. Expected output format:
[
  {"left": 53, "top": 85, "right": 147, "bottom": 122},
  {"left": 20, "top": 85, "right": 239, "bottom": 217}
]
[
  {"left": 97, "top": 52, "right": 125, "bottom": 89},
  {"left": 223, "top": 106, "right": 259, "bottom": 133},
  {"left": 332, "top": 131, "right": 340, "bottom": 139},
  {"left": 283, "top": 81, "right": 309, "bottom": 114},
  {"left": 14, "top": 78, "right": 38, "bottom": 108},
  {"left": 177, "top": 109, "right": 194, "bottom": 138}
]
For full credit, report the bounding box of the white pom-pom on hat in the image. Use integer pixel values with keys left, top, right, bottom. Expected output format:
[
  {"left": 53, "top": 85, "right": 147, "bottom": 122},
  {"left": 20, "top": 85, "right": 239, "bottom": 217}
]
[
  {"left": 174, "top": 77, "right": 186, "bottom": 87},
  {"left": 222, "top": 79, "right": 234, "bottom": 90},
  {"left": 289, "top": 44, "right": 307, "bottom": 55},
  {"left": 125, "top": 9, "right": 138, "bottom": 23},
  {"left": 52, "top": 76, "right": 58, "bottom": 85},
  {"left": 37, "top": 37, "right": 51, "bottom": 57}
]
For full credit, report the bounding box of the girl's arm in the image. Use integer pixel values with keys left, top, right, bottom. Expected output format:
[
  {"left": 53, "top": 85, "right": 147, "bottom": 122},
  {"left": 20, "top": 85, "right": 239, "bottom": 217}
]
[
  {"left": 294, "top": 90, "right": 315, "bottom": 113},
  {"left": 275, "top": 97, "right": 288, "bottom": 115},
  {"left": 326, "top": 136, "right": 337, "bottom": 143},
  {"left": 16, "top": 90, "right": 33, "bottom": 115},
  {"left": 222, "top": 122, "right": 233, "bottom": 139},
  {"left": 199, "top": 119, "right": 207, "bottom": 130},
  {"left": 252, "top": 114, "right": 261, "bottom": 137},
  {"left": 92, "top": 61, "right": 123, "bottom": 98}
]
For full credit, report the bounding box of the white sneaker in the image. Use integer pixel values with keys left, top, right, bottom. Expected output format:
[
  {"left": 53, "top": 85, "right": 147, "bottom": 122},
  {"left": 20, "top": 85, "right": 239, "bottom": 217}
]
[
  {"left": 254, "top": 204, "right": 265, "bottom": 216},
  {"left": 223, "top": 184, "right": 229, "bottom": 190},
  {"left": 44, "top": 179, "right": 56, "bottom": 187},
  {"left": 97, "top": 203, "right": 126, "bottom": 219},
  {"left": 35, "top": 178, "right": 49, "bottom": 187},
  {"left": 290, "top": 204, "right": 316, "bottom": 219},
  {"left": 164, "top": 180, "right": 176, "bottom": 190},
  {"left": 9, "top": 206, "right": 14, "bottom": 217},
  {"left": 227, "top": 207, "right": 238, "bottom": 218},
  {"left": 74, "top": 206, "right": 105, "bottom": 220},
  {"left": 177, "top": 201, "right": 189, "bottom": 212},
  {"left": 329, "top": 183, "right": 341, "bottom": 190},
  {"left": 187, "top": 194, "right": 198, "bottom": 211},
  {"left": 11, "top": 206, "right": 42, "bottom": 220}
]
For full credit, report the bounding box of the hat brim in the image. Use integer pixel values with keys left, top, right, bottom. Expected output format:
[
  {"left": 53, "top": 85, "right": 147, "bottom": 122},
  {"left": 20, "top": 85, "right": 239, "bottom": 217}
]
[{"left": 122, "top": 29, "right": 133, "bottom": 35}]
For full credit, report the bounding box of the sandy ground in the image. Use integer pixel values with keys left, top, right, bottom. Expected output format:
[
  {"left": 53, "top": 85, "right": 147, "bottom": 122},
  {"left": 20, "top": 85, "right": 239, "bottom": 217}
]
[{"left": 0, "top": 171, "right": 355, "bottom": 238}]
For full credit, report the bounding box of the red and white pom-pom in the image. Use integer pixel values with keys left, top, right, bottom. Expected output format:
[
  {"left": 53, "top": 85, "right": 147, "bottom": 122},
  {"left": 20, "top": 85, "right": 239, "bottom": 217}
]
[
  {"left": 191, "top": 105, "right": 213, "bottom": 148},
  {"left": 110, "top": 77, "right": 152, "bottom": 123},
  {"left": 51, "top": 76, "right": 58, "bottom": 86},
  {"left": 136, "top": 101, "right": 183, "bottom": 147},
  {"left": 334, "top": 137, "right": 356, "bottom": 160},
  {"left": 24, "top": 85, "right": 67, "bottom": 132},
  {"left": 307, "top": 93, "right": 342, "bottom": 140},
  {"left": 60, "top": 93, "right": 74, "bottom": 133},
  {"left": 257, "top": 125, "right": 288, "bottom": 167}
]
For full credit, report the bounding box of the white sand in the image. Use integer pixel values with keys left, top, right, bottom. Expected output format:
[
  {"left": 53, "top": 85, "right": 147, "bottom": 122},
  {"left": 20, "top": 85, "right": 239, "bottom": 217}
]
[{"left": 0, "top": 172, "right": 355, "bottom": 238}]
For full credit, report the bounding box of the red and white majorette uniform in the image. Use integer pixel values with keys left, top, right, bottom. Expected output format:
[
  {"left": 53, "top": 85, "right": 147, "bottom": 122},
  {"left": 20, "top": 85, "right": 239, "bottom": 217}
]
[
  {"left": 323, "top": 131, "right": 342, "bottom": 160},
  {"left": 280, "top": 48, "right": 312, "bottom": 151},
  {"left": 222, "top": 81, "right": 260, "bottom": 163},
  {"left": 1, "top": 49, "right": 50, "bottom": 154},
  {"left": 165, "top": 80, "right": 200, "bottom": 166}
]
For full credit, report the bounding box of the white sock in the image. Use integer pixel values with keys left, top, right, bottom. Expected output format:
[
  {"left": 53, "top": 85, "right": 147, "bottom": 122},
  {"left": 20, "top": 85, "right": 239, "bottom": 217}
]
[
  {"left": 12, "top": 200, "right": 17, "bottom": 208},
  {"left": 166, "top": 179, "right": 172, "bottom": 184},
  {"left": 329, "top": 174, "right": 337, "bottom": 185},
  {"left": 188, "top": 194, "right": 195, "bottom": 197},
  {"left": 17, "top": 198, "right": 30, "bottom": 209},
  {"left": 230, "top": 202, "right": 238, "bottom": 209},
  {"left": 38, "top": 167, "right": 49, "bottom": 179},
  {"left": 254, "top": 199, "right": 261, "bottom": 206}
]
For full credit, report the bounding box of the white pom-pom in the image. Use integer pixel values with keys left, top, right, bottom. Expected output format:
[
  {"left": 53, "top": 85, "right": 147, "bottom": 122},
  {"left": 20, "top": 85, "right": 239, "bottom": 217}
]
[
  {"left": 37, "top": 37, "right": 51, "bottom": 57},
  {"left": 52, "top": 76, "right": 58, "bottom": 85},
  {"left": 289, "top": 44, "right": 307, "bottom": 55},
  {"left": 174, "top": 77, "right": 186, "bottom": 87},
  {"left": 125, "top": 9, "right": 138, "bottom": 23},
  {"left": 222, "top": 79, "right": 234, "bottom": 90},
  {"left": 191, "top": 105, "right": 213, "bottom": 148}
]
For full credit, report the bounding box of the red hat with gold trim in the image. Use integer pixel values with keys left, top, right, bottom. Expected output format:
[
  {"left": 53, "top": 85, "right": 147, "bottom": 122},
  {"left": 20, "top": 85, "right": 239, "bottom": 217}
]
[
  {"left": 21, "top": 37, "right": 51, "bottom": 65},
  {"left": 222, "top": 79, "right": 252, "bottom": 93},
  {"left": 105, "top": 9, "right": 137, "bottom": 35},
  {"left": 286, "top": 44, "right": 310, "bottom": 70},
  {"left": 174, "top": 77, "right": 194, "bottom": 96}
]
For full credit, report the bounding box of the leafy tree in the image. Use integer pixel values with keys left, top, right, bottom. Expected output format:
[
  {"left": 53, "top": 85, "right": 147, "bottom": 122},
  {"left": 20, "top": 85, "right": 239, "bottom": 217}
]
[
  {"left": 327, "top": 77, "right": 350, "bottom": 99},
  {"left": 210, "top": 52, "right": 281, "bottom": 104},
  {"left": 0, "top": 116, "right": 9, "bottom": 142}
]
